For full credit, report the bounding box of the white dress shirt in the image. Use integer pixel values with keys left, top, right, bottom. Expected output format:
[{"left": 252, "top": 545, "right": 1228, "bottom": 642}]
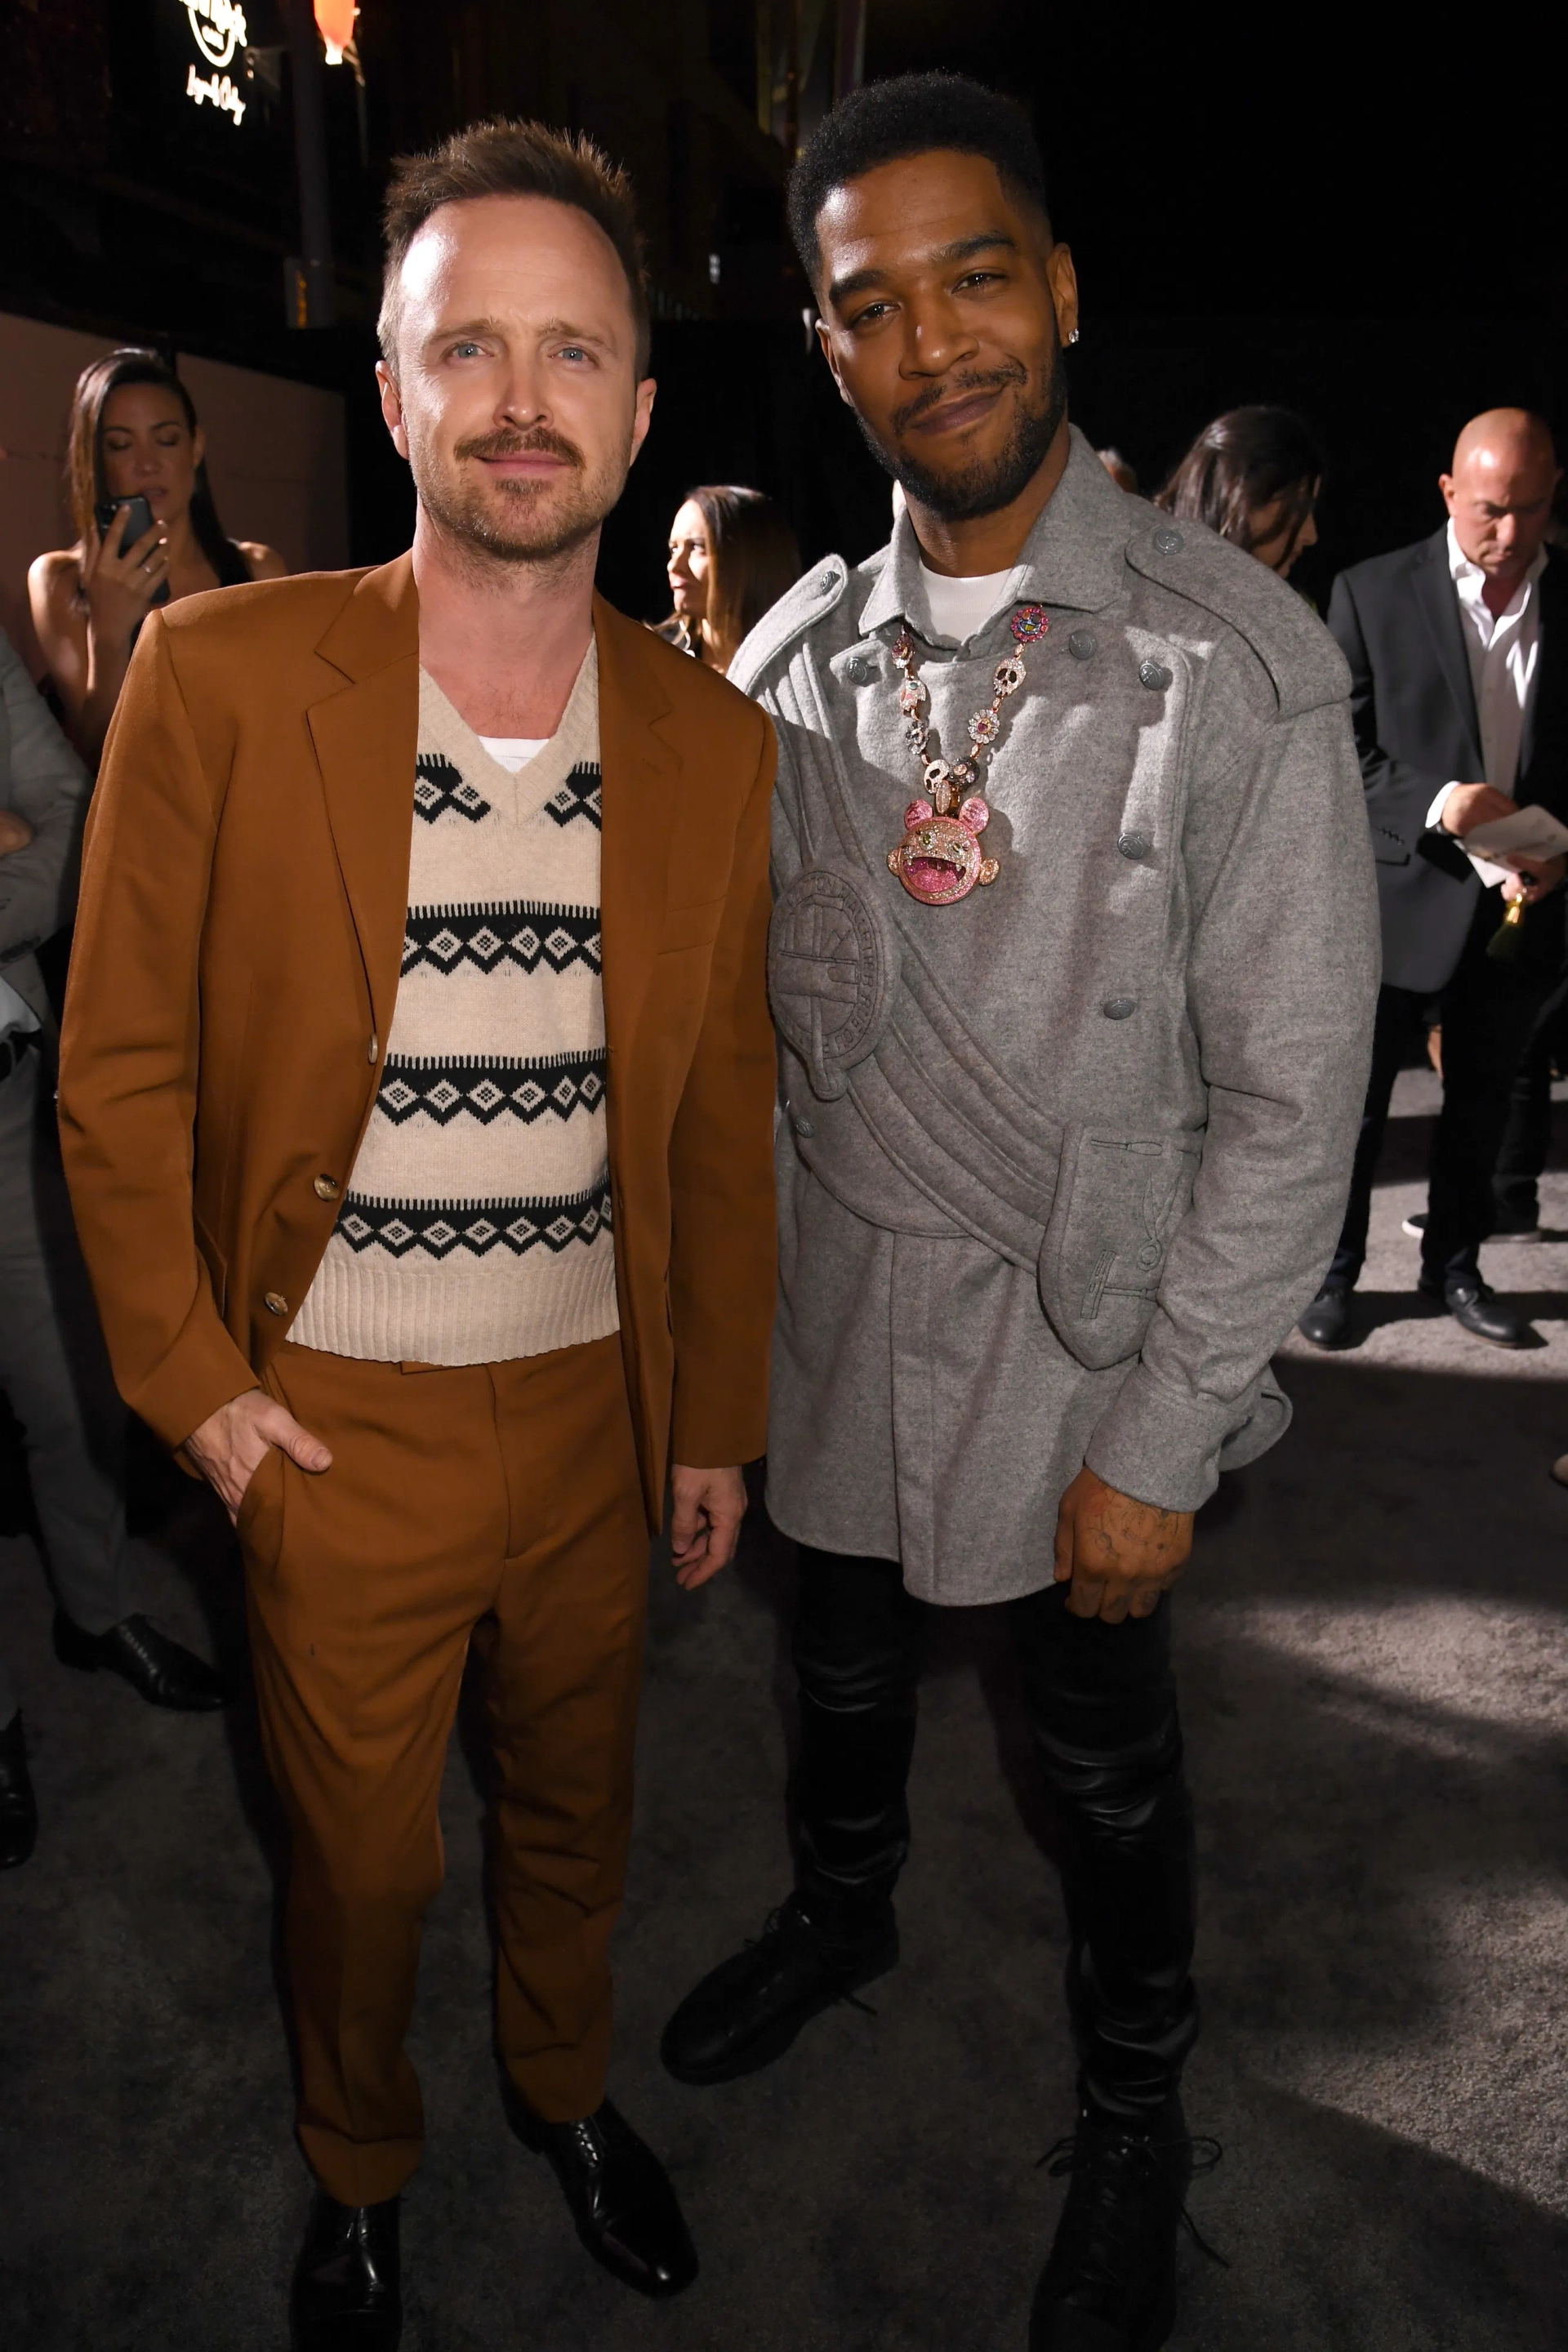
[{"left": 1426, "top": 522, "right": 1548, "bottom": 831}]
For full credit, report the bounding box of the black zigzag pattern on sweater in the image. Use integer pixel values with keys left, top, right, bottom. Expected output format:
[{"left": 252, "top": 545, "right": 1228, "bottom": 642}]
[
  {"left": 334, "top": 1185, "right": 612, "bottom": 1258},
  {"left": 544, "top": 762, "right": 602, "bottom": 831},
  {"left": 414, "top": 752, "right": 492, "bottom": 824},
  {"left": 377, "top": 1050, "right": 606, "bottom": 1126},
  {"left": 401, "top": 902, "right": 601, "bottom": 976}
]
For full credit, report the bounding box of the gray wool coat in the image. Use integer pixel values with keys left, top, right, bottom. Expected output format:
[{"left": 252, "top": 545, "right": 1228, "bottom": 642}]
[{"left": 733, "top": 430, "right": 1379, "bottom": 1604}]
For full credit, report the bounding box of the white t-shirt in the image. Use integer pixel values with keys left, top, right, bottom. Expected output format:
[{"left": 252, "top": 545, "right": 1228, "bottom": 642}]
[
  {"left": 479, "top": 735, "right": 546, "bottom": 774},
  {"left": 911, "top": 561, "right": 1015, "bottom": 646}
]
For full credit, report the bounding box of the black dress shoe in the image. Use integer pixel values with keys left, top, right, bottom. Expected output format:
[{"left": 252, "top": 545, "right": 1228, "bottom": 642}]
[
  {"left": 290, "top": 2192, "right": 401, "bottom": 2351},
  {"left": 511, "top": 2096, "right": 697, "bottom": 2298},
  {"left": 1031, "top": 2097, "right": 1221, "bottom": 2352},
  {"left": 53, "top": 1610, "right": 228, "bottom": 1709},
  {"left": 661, "top": 1891, "right": 898, "bottom": 2086},
  {"left": 1295, "top": 1282, "right": 1352, "bottom": 1349},
  {"left": 1417, "top": 1274, "right": 1533, "bottom": 1348},
  {"left": 0, "top": 1711, "right": 38, "bottom": 1870}
]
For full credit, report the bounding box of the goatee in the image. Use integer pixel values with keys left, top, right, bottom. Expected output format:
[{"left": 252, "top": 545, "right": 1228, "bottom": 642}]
[
  {"left": 413, "top": 425, "right": 624, "bottom": 568},
  {"left": 863, "top": 338, "right": 1069, "bottom": 523}
]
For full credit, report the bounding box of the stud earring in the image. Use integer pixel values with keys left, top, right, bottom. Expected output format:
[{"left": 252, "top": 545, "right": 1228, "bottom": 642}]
[{"left": 1067, "top": 327, "right": 1081, "bottom": 345}]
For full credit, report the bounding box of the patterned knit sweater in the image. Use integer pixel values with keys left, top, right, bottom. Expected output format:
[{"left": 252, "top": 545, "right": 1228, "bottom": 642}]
[{"left": 290, "top": 647, "right": 617, "bottom": 1365}]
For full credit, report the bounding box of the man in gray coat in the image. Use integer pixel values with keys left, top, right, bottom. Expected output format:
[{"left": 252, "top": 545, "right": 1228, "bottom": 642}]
[
  {"left": 0, "top": 630, "right": 225, "bottom": 1869},
  {"left": 659, "top": 77, "right": 1379, "bottom": 2352}
]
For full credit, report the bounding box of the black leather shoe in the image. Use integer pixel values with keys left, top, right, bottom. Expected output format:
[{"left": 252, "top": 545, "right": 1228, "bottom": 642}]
[
  {"left": 1031, "top": 2097, "right": 1221, "bottom": 2352},
  {"left": 1295, "top": 1282, "right": 1352, "bottom": 1349},
  {"left": 53, "top": 1610, "right": 228, "bottom": 1709},
  {"left": 0, "top": 1711, "right": 38, "bottom": 1870},
  {"left": 661, "top": 1891, "right": 898, "bottom": 2086},
  {"left": 1417, "top": 1274, "right": 1533, "bottom": 1348},
  {"left": 290, "top": 2191, "right": 401, "bottom": 2351},
  {"left": 511, "top": 2096, "right": 697, "bottom": 2298}
]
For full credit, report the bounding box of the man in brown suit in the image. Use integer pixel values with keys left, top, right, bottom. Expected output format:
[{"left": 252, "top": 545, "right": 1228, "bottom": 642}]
[{"left": 58, "top": 122, "right": 775, "bottom": 2350}]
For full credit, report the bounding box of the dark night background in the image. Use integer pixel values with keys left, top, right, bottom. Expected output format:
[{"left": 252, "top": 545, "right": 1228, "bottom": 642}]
[{"left": 2, "top": 1, "right": 1561, "bottom": 621}]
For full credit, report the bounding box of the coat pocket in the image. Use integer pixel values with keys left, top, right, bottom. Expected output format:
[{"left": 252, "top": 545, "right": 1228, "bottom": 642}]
[{"left": 1037, "top": 1126, "right": 1202, "bottom": 1371}]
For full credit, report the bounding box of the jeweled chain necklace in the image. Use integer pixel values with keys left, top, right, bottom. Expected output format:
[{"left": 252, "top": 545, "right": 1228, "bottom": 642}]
[{"left": 886, "top": 603, "right": 1049, "bottom": 906}]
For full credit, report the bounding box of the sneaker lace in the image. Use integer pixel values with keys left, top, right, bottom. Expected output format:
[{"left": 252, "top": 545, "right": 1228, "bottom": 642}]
[{"left": 1038, "top": 2125, "right": 1228, "bottom": 2272}]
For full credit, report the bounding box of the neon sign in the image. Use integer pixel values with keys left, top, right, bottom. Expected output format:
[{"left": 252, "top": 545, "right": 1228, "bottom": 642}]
[
  {"left": 178, "top": 0, "right": 250, "bottom": 128},
  {"left": 183, "top": 0, "right": 248, "bottom": 68}
]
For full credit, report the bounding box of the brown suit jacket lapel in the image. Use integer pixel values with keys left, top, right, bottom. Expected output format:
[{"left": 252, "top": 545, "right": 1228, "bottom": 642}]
[
  {"left": 595, "top": 595, "right": 675, "bottom": 1070},
  {"left": 308, "top": 554, "right": 420, "bottom": 1053}
]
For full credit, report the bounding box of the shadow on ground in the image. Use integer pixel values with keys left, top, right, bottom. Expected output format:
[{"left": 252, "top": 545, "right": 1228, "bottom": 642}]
[{"left": 4, "top": 1090, "right": 1568, "bottom": 2345}]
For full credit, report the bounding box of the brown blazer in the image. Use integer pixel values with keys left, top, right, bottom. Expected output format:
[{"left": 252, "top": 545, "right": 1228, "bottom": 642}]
[{"left": 57, "top": 555, "right": 777, "bottom": 1525}]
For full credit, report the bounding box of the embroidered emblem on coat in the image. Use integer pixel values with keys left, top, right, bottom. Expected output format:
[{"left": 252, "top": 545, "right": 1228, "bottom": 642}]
[{"left": 414, "top": 752, "right": 492, "bottom": 824}]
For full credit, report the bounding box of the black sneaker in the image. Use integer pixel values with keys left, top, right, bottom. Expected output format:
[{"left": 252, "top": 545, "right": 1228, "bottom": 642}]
[
  {"left": 661, "top": 1891, "right": 897, "bottom": 2085},
  {"left": 1030, "top": 2096, "right": 1223, "bottom": 2352}
]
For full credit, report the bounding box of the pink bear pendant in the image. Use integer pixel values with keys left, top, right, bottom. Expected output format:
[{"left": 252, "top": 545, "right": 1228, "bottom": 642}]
[{"left": 887, "top": 794, "right": 1000, "bottom": 906}]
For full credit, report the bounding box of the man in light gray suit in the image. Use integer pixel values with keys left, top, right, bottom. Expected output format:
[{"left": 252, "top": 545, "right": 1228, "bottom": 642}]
[
  {"left": 0, "top": 629, "right": 225, "bottom": 1870},
  {"left": 659, "top": 76, "right": 1379, "bottom": 2352}
]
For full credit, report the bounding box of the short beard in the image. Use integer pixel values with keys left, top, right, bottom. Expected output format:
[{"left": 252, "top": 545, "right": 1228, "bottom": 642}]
[
  {"left": 863, "top": 337, "right": 1069, "bottom": 524},
  {"left": 411, "top": 424, "right": 627, "bottom": 569}
]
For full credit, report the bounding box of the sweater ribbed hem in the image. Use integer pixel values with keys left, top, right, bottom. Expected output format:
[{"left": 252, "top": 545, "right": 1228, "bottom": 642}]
[{"left": 289, "top": 1214, "right": 619, "bottom": 1365}]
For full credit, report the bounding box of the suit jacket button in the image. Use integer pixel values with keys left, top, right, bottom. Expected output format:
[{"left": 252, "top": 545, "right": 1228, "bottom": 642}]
[
  {"left": 1138, "top": 659, "right": 1173, "bottom": 691},
  {"left": 313, "top": 1175, "right": 340, "bottom": 1200},
  {"left": 264, "top": 1291, "right": 288, "bottom": 1316},
  {"left": 1102, "top": 997, "right": 1137, "bottom": 1020},
  {"left": 1068, "top": 629, "right": 1097, "bottom": 660},
  {"left": 1152, "top": 527, "right": 1183, "bottom": 554},
  {"left": 1117, "top": 831, "right": 1153, "bottom": 860}
]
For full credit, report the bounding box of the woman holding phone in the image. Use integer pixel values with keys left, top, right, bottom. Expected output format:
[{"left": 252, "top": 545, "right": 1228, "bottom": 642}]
[{"left": 29, "top": 347, "right": 286, "bottom": 764}]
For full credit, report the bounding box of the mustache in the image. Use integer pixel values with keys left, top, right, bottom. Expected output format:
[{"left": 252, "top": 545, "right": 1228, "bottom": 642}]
[
  {"left": 453, "top": 425, "right": 585, "bottom": 470},
  {"left": 890, "top": 362, "right": 1028, "bottom": 438}
]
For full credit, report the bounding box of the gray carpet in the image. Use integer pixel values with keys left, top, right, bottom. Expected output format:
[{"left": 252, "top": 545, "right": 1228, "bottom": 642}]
[{"left": 4, "top": 1064, "right": 1568, "bottom": 2349}]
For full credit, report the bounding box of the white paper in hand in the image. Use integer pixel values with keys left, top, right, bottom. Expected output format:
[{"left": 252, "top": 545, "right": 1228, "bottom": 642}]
[{"left": 1463, "top": 806, "right": 1568, "bottom": 858}]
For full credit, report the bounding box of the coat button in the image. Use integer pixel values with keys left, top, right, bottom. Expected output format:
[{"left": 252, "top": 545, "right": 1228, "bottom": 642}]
[
  {"left": 313, "top": 1175, "right": 340, "bottom": 1201},
  {"left": 264, "top": 1291, "right": 288, "bottom": 1316},
  {"left": 1118, "top": 831, "right": 1152, "bottom": 860},
  {"left": 1067, "top": 629, "right": 1097, "bottom": 660},
  {"left": 368, "top": 1032, "right": 378, "bottom": 1063},
  {"left": 1138, "top": 659, "right": 1172, "bottom": 691},
  {"left": 846, "top": 654, "right": 872, "bottom": 684},
  {"left": 1152, "top": 527, "right": 1183, "bottom": 554},
  {"left": 1102, "top": 997, "right": 1137, "bottom": 1020}
]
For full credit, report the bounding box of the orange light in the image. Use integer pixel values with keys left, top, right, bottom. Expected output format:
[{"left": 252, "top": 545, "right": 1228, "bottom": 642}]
[{"left": 314, "top": 0, "right": 358, "bottom": 64}]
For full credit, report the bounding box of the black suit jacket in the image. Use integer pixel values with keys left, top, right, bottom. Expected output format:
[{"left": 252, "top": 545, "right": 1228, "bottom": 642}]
[{"left": 1326, "top": 530, "right": 1568, "bottom": 994}]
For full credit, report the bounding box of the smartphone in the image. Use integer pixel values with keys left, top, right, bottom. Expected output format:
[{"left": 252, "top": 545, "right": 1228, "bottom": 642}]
[{"left": 94, "top": 494, "right": 171, "bottom": 605}]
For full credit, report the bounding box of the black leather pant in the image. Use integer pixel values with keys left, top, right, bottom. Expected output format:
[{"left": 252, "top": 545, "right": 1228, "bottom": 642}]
[{"left": 791, "top": 1546, "right": 1198, "bottom": 2123}]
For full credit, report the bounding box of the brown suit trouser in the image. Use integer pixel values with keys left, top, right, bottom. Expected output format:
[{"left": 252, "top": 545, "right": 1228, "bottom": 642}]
[{"left": 238, "top": 1334, "right": 648, "bottom": 2207}]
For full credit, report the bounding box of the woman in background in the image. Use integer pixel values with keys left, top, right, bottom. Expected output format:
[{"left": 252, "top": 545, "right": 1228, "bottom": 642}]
[
  {"left": 658, "top": 483, "right": 800, "bottom": 675},
  {"left": 29, "top": 347, "right": 286, "bottom": 764},
  {"left": 1156, "top": 405, "right": 1325, "bottom": 580}
]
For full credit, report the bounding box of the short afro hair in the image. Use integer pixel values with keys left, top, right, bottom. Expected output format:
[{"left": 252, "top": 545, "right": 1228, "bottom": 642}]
[{"left": 788, "top": 73, "right": 1051, "bottom": 292}]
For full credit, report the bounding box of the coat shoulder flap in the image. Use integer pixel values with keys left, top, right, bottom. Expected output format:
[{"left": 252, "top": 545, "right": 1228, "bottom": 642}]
[
  {"left": 1125, "top": 521, "right": 1350, "bottom": 720},
  {"left": 729, "top": 555, "right": 851, "bottom": 697}
]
